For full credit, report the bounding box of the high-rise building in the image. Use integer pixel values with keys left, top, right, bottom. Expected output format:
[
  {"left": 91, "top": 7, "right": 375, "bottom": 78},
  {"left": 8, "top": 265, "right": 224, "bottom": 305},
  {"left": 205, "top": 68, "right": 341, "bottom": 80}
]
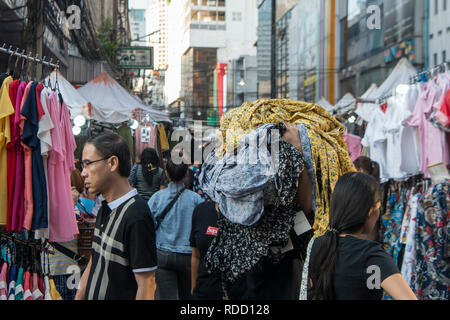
[
  {"left": 166, "top": 0, "right": 258, "bottom": 127},
  {"left": 130, "top": 9, "right": 147, "bottom": 46},
  {"left": 428, "top": 0, "right": 450, "bottom": 67},
  {"left": 256, "top": 0, "right": 272, "bottom": 99},
  {"left": 149, "top": 0, "right": 169, "bottom": 70},
  {"left": 339, "top": 0, "right": 426, "bottom": 97}
]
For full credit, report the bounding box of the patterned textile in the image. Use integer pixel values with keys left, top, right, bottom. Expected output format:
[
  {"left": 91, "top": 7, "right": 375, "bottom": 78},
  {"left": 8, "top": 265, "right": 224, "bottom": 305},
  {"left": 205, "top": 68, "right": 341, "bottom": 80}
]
[
  {"left": 204, "top": 140, "right": 304, "bottom": 282},
  {"left": 414, "top": 182, "right": 449, "bottom": 300},
  {"left": 381, "top": 186, "right": 406, "bottom": 266},
  {"left": 192, "top": 166, "right": 211, "bottom": 201},
  {"left": 215, "top": 99, "right": 356, "bottom": 236},
  {"left": 53, "top": 274, "right": 76, "bottom": 300},
  {"left": 199, "top": 123, "right": 284, "bottom": 226},
  {"left": 400, "top": 194, "right": 420, "bottom": 288},
  {"left": 298, "top": 124, "right": 316, "bottom": 212}
]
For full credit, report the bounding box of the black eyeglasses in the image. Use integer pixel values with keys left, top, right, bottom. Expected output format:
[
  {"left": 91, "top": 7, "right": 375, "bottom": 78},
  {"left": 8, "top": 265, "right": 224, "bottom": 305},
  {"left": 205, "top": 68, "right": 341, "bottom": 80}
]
[{"left": 81, "top": 157, "right": 109, "bottom": 170}]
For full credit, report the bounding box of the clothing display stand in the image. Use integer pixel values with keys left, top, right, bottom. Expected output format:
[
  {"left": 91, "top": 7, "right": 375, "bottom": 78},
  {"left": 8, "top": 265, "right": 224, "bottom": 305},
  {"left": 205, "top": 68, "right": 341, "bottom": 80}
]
[
  {"left": 0, "top": 231, "right": 54, "bottom": 255},
  {"left": 0, "top": 43, "right": 60, "bottom": 71}
]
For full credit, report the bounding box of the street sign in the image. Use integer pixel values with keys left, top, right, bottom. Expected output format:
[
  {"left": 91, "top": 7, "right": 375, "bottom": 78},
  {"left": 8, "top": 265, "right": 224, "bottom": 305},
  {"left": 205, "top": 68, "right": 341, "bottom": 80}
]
[{"left": 117, "top": 47, "right": 153, "bottom": 69}]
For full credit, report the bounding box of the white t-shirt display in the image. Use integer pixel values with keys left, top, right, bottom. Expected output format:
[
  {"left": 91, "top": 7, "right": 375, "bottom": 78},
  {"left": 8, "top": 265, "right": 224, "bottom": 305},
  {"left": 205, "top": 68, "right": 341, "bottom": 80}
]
[
  {"left": 361, "top": 107, "right": 389, "bottom": 182},
  {"left": 383, "top": 87, "right": 421, "bottom": 179}
]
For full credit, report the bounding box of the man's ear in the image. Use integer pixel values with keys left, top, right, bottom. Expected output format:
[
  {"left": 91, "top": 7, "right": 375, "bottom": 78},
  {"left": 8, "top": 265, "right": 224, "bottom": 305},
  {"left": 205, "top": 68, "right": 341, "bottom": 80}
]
[{"left": 109, "top": 156, "right": 120, "bottom": 173}]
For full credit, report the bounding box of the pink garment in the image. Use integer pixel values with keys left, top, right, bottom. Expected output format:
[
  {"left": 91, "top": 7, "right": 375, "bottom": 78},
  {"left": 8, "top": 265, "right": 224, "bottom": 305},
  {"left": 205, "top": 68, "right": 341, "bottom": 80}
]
[
  {"left": 23, "top": 271, "right": 32, "bottom": 300},
  {"left": 20, "top": 82, "right": 34, "bottom": 231},
  {"left": 344, "top": 133, "right": 362, "bottom": 162},
  {"left": 0, "top": 262, "right": 7, "bottom": 300},
  {"left": 435, "top": 89, "right": 450, "bottom": 127},
  {"left": 32, "top": 272, "right": 43, "bottom": 300},
  {"left": 405, "top": 83, "right": 450, "bottom": 177},
  {"left": 10, "top": 82, "right": 26, "bottom": 232},
  {"left": 46, "top": 93, "right": 79, "bottom": 242},
  {"left": 135, "top": 125, "right": 156, "bottom": 161}
]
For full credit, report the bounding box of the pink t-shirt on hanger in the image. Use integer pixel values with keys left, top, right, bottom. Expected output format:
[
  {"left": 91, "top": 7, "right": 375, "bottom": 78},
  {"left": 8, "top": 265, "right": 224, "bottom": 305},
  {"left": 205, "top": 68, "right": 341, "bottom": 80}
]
[
  {"left": 344, "top": 133, "right": 362, "bottom": 162},
  {"left": 405, "top": 82, "right": 450, "bottom": 177},
  {"left": 135, "top": 124, "right": 156, "bottom": 161},
  {"left": 18, "top": 82, "right": 34, "bottom": 231},
  {"left": 46, "top": 92, "right": 79, "bottom": 242},
  {"left": 11, "top": 81, "right": 26, "bottom": 232}
]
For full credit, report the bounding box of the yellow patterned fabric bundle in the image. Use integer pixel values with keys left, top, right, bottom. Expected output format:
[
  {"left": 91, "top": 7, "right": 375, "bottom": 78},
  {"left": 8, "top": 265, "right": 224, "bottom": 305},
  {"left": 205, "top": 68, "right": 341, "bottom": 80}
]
[{"left": 216, "top": 99, "right": 356, "bottom": 236}]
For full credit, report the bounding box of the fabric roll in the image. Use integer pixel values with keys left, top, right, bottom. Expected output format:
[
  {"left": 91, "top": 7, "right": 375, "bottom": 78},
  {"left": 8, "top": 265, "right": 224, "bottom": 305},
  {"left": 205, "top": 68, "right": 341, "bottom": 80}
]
[{"left": 215, "top": 99, "right": 356, "bottom": 236}]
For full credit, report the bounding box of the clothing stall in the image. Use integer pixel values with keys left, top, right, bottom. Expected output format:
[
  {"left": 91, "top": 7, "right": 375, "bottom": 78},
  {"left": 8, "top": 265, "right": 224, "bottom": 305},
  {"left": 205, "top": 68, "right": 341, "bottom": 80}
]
[
  {"left": 76, "top": 71, "right": 171, "bottom": 167},
  {"left": 0, "top": 43, "right": 81, "bottom": 300},
  {"left": 332, "top": 58, "right": 450, "bottom": 300}
]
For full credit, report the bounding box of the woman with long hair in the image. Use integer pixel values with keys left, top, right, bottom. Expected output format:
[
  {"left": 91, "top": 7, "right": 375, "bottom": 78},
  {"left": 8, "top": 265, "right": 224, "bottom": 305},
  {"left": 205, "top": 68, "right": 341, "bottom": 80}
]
[
  {"left": 129, "top": 148, "right": 168, "bottom": 202},
  {"left": 303, "top": 172, "right": 417, "bottom": 300}
]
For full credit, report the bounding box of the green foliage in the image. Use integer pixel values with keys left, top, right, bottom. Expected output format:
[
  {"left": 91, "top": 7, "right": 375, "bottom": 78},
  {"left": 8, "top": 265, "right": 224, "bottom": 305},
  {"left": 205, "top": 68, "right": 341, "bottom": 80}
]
[{"left": 97, "top": 18, "right": 123, "bottom": 62}]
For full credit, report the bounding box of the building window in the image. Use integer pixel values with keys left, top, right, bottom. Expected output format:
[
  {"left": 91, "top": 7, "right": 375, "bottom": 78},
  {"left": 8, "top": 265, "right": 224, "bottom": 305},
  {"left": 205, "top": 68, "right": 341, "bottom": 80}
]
[
  {"left": 444, "top": 0, "right": 447, "bottom": 10},
  {"left": 435, "top": 0, "right": 439, "bottom": 14},
  {"left": 232, "top": 12, "right": 242, "bottom": 21},
  {"left": 434, "top": 53, "right": 438, "bottom": 66},
  {"left": 197, "top": 10, "right": 218, "bottom": 22},
  {"left": 444, "top": 51, "right": 447, "bottom": 63}
]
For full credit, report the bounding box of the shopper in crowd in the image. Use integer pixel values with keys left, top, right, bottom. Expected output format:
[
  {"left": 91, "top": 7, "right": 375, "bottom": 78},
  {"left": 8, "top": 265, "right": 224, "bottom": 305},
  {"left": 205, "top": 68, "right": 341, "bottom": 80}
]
[
  {"left": 354, "top": 156, "right": 380, "bottom": 182},
  {"left": 303, "top": 172, "right": 417, "bottom": 300},
  {"left": 148, "top": 155, "right": 204, "bottom": 300},
  {"left": 190, "top": 201, "right": 246, "bottom": 300},
  {"left": 353, "top": 156, "right": 381, "bottom": 241},
  {"left": 129, "top": 148, "right": 168, "bottom": 202},
  {"left": 75, "top": 132, "right": 157, "bottom": 300}
]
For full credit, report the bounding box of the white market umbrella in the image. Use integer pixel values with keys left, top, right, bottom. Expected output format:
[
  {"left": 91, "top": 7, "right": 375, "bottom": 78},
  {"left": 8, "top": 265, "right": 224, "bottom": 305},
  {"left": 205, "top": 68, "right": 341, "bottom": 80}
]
[
  {"left": 44, "top": 70, "right": 89, "bottom": 119},
  {"left": 78, "top": 72, "right": 171, "bottom": 124}
]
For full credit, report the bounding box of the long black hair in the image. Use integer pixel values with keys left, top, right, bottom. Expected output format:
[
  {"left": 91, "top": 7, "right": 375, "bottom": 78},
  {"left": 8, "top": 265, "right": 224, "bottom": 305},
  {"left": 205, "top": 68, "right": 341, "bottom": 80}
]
[
  {"left": 141, "top": 148, "right": 161, "bottom": 186},
  {"left": 309, "top": 172, "right": 382, "bottom": 300}
]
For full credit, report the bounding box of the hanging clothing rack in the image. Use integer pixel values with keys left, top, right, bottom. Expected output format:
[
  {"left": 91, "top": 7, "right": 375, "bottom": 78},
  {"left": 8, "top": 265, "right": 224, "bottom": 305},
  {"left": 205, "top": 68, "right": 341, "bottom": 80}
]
[
  {"left": 347, "top": 61, "right": 450, "bottom": 109},
  {"left": 409, "top": 61, "right": 449, "bottom": 84},
  {"left": 0, "top": 42, "right": 60, "bottom": 69},
  {"left": 0, "top": 232, "right": 54, "bottom": 255}
]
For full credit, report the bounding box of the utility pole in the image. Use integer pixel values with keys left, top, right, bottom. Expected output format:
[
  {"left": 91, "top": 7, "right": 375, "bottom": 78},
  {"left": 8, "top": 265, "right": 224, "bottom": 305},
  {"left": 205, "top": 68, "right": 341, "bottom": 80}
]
[
  {"left": 271, "top": 0, "right": 276, "bottom": 98},
  {"left": 101, "top": 0, "right": 105, "bottom": 23},
  {"left": 36, "top": 0, "right": 44, "bottom": 79},
  {"left": 113, "top": 0, "right": 118, "bottom": 64}
]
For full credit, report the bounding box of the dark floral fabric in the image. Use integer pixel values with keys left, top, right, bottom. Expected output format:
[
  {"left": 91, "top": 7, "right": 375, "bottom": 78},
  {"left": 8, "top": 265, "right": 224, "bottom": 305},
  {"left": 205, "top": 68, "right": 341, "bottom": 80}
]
[
  {"left": 414, "top": 182, "right": 449, "bottom": 300},
  {"left": 204, "top": 140, "right": 305, "bottom": 282},
  {"left": 192, "top": 166, "right": 211, "bottom": 201},
  {"left": 381, "top": 186, "right": 407, "bottom": 266}
]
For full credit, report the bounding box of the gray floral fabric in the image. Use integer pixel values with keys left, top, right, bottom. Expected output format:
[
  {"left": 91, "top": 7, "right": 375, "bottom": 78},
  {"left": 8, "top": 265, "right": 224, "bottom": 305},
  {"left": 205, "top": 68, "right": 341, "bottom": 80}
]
[
  {"left": 199, "top": 123, "right": 283, "bottom": 226},
  {"left": 298, "top": 124, "right": 316, "bottom": 212},
  {"left": 203, "top": 136, "right": 305, "bottom": 282}
]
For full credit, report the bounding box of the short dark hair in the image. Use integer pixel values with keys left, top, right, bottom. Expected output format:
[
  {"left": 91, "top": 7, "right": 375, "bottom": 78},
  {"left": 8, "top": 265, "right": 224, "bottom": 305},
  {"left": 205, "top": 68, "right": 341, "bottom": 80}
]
[
  {"left": 354, "top": 156, "right": 380, "bottom": 182},
  {"left": 166, "top": 157, "right": 188, "bottom": 182},
  {"left": 86, "top": 132, "right": 131, "bottom": 178}
]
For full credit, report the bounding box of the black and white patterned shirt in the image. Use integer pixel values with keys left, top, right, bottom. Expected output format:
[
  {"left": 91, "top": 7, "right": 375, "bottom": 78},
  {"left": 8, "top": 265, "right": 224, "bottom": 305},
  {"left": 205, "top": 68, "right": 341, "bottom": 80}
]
[{"left": 85, "top": 189, "right": 157, "bottom": 300}]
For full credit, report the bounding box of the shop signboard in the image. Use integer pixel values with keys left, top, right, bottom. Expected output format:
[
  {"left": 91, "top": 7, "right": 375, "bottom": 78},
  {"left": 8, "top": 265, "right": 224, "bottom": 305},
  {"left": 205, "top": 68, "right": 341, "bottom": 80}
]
[{"left": 117, "top": 47, "right": 154, "bottom": 69}]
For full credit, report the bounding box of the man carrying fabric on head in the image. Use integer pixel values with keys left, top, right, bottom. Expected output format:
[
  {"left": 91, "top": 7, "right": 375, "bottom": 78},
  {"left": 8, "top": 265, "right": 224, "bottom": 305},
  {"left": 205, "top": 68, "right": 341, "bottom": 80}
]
[{"left": 75, "top": 133, "right": 157, "bottom": 300}]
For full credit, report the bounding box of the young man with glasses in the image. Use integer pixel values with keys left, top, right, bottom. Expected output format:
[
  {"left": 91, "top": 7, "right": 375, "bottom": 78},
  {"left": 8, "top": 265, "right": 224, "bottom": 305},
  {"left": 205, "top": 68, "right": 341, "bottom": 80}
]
[{"left": 75, "top": 132, "right": 157, "bottom": 300}]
